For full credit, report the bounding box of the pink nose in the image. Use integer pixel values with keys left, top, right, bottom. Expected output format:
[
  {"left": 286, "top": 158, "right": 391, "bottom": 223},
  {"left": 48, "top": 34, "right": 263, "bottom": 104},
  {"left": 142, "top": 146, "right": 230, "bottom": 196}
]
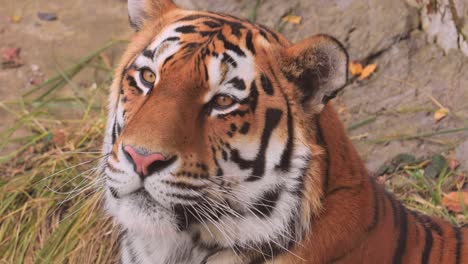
[{"left": 123, "top": 145, "right": 167, "bottom": 177}]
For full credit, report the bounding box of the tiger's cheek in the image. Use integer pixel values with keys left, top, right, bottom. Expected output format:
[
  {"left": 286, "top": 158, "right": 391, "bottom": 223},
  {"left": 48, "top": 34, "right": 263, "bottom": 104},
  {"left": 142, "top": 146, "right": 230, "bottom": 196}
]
[
  {"left": 117, "top": 74, "right": 149, "bottom": 125},
  {"left": 206, "top": 112, "right": 260, "bottom": 171}
]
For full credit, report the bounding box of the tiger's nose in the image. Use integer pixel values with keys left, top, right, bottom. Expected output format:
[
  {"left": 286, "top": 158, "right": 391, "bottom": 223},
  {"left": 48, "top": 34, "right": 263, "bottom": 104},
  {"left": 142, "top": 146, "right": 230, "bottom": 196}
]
[{"left": 123, "top": 145, "right": 175, "bottom": 178}]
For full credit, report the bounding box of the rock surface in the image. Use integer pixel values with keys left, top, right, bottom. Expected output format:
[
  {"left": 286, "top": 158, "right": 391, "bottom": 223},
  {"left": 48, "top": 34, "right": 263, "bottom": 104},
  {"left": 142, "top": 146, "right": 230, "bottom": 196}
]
[{"left": 456, "top": 141, "right": 468, "bottom": 171}]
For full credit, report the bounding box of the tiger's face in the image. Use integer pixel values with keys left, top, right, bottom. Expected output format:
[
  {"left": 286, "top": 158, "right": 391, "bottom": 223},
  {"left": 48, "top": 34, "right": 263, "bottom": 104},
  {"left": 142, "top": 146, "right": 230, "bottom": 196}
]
[{"left": 102, "top": 0, "right": 347, "bottom": 254}]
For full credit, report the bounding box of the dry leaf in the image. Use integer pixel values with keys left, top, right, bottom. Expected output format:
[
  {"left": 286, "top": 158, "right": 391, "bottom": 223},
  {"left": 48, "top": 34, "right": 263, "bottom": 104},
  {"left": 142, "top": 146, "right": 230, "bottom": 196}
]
[
  {"left": 282, "top": 15, "right": 302, "bottom": 25},
  {"left": 359, "top": 64, "right": 377, "bottom": 80},
  {"left": 2, "top": 47, "right": 23, "bottom": 69},
  {"left": 447, "top": 157, "right": 460, "bottom": 170},
  {"left": 52, "top": 129, "right": 68, "bottom": 147},
  {"left": 99, "top": 52, "right": 112, "bottom": 69},
  {"left": 10, "top": 15, "right": 22, "bottom": 23},
  {"left": 349, "top": 61, "right": 363, "bottom": 76},
  {"left": 442, "top": 191, "right": 468, "bottom": 213},
  {"left": 434, "top": 107, "right": 449, "bottom": 122}
]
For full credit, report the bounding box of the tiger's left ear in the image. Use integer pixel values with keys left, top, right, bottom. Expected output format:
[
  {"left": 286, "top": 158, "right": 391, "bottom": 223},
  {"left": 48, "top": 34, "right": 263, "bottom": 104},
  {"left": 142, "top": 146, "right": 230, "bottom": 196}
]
[
  {"left": 280, "top": 35, "right": 348, "bottom": 110},
  {"left": 128, "top": 0, "right": 178, "bottom": 30}
]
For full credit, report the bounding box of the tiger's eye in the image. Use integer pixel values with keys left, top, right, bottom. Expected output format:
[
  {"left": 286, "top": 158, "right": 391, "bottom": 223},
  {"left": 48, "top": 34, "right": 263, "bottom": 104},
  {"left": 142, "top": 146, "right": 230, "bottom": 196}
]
[
  {"left": 214, "top": 95, "right": 235, "bottom": 108},
  {"left": 141, "top": 69, "right": 156, "bottom": 84}
]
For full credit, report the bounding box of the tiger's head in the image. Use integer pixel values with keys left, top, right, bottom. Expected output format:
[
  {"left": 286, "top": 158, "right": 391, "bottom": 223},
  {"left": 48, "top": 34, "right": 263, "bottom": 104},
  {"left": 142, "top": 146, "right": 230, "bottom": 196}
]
[{"left": 103, "top": 0, "right": 347, "bottom": 256}]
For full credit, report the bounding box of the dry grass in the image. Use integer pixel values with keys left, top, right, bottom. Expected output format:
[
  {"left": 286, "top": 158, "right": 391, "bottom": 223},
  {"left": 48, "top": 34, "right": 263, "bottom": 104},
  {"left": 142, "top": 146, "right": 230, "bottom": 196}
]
[{"left": 0, "top": 42, "right": 122, "bottom": 263}]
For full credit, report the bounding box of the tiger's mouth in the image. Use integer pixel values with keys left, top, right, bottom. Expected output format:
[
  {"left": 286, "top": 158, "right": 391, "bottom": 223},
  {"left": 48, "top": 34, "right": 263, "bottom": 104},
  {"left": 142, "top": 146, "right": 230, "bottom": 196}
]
[{"left": 118, "top": 185, "right": 212, "bottom": 230}]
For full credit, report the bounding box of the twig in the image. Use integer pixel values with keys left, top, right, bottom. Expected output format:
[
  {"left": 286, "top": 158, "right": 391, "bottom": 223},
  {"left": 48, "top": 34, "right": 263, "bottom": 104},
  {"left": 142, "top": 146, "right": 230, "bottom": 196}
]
[
  {"left": 249, "top": 0, "right": 262, "bottom": 22},
  {"left": 371, "top": 126, "right": 468, "bottom": 144},
  {"left": 347, "top": 116, "right": 377, "bottom": 131},
  {"left": 448, "top": 0, "right": 468, "bottom": 44}
]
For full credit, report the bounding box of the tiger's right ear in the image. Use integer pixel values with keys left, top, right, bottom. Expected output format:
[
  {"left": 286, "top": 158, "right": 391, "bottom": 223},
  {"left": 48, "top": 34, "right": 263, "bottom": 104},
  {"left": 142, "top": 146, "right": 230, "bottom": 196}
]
[
  {"left": 280, "top": 35, "right": 348, "bottom": 111},
  {"left": 128, "top": 0, "right": 178, "bottom": 31}
]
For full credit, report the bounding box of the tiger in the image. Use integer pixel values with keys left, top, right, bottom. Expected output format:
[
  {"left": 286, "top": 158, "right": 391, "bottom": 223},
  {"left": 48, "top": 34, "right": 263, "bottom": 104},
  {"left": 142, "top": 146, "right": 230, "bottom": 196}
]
[{"left": 101, "top": 0, "right": 468, "bottom": 263}]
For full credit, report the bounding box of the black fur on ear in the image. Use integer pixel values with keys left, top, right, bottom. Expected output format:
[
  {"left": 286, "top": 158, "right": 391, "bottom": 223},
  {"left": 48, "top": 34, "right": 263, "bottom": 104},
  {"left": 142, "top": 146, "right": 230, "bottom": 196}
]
[
  {"left": 127, "top": 0, "right": 177, "bottom": 31},
  {"left": 280, "top": 35, "right": 349, "bottom": 109}
]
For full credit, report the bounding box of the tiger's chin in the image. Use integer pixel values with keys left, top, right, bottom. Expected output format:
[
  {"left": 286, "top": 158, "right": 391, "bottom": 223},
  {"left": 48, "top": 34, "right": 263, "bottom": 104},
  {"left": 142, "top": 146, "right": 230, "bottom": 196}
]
[{"left": 104, "top": 190, "right": 180, "bottom": 238}]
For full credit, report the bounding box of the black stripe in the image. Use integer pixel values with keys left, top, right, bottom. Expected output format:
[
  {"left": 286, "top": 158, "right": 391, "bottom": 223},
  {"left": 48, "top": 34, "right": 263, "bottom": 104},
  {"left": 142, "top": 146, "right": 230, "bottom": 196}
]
[
  {"left": 421, "top": 225, "right": 433, "bottom": 264},
  {"left": 258, "top": 29, "right": 269, "bottom": 41},
  {"left": 367, "top": 180, "right": 379, "bottom": 232},
  {"left": 111, "top": 119, "right": 117, "bottom": 144},
  {"left": 167, "top": 192, "right": 201, "bottom": 201},
  {"left": 203, "top": 62, "right": 209, "bottom": 81},
  {"left": 107, "top": 163, "right": 124, "bottom": 174},
  {"left": 203, "top": 21, "right": 221, "bottom": 28},
  {"left": 221, "top": 53, "right": 238, "bottom": 68},
  {"left": 387, "top": 192, "right": 400, "bottom": 228},
  {"left": 249, "top": 80, "right": 259, "bottom": 112},
  {"left": 454, "top": 226, "right": 462, "bottom": 264},
  {"left": 217, "top": 33, "right": 246, "bottom": 57},
  {"left": 162, "top": 180, "right": 205, "bottom": 190},
  {"left": 392, "top": 204, "right": 408, "bottom": 264},
  {"left": 380, "top": 185, "right": 387, "bottom": 217},
  {"left": 177, "top": 15, "right": 246, "bottom": 36},
  {"left": 251, "top": 187, "right": 282, "bottom": 217},
  {"left": 248, "top": 108, "right": 283, "bottom": 181},
  {"left": 292, "top": 156, "right": 311, "bottom": 197},
  {"left": 108, "top": 187, "right": 119, "bottom": 199},
  {"left": 239, "top": 122, "right": 250, "bottom": 134},
  {"left": 260, "top": 74, "right": 274, "bottom": 95},
  {"left": 227, "top": 77, "right": 246, "bottom": 90},
  {"left": 239, "top": 80, "right": 259, "bottom": 112},
  {"left": 175, "top": 25, "right": 197, "bottom": 33},
  {"left": 125, "top": 75, "right": 138, "bottom": 87},
  {"left": 230, "top": 109, "right": 283, "bottom": 181},
  {"left": 257, "top": 24, "right": 280, "bottom": 42},
  {"left": 315, "top": 116, "right": 329, "bottom": 194},
  {"left": 411, "top": 212, "right": 443, "bottom": 236},
  {"left": 245, "top": 30, "right": 256, "bottom": 55},
  {"left": 125, "top": 238, "right": 139, "bottom": 264},
  {"left": 277, "top": 100, "right": 293, "bottom": 172},
  {"left": 125, "top": 75, "right": 143, "bottom": 94},
  {"left": 177, "top": 14, "right": 211, "bottom": 22},
  {"left": 164, "top": 36, "right": 180, "bottom": 42},
  {"left": 162, "top": 54, "right": 175, "bottom": 67},
  {"left": 142, "top": 49, "right": 154, "bottom": 59}
]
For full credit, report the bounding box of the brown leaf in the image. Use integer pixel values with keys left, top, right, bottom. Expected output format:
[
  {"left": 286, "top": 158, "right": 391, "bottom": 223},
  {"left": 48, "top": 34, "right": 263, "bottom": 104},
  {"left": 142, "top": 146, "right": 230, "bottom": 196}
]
[
  {"left": 282, "top": 15, "right": 302, "bottom": 25},
  {"left": 2, "top": 47, "right": 23, "bottom": 69},
  {"left": 426, "top": 2, "right": 437, "bottom": 15},
  {"left": 359, "top": 64, "right": 377, "bottom": 80},
  {"left": 52, "top": 129, "right": 68, "bottom": 147},
  {"left": 349, "top": 61, "right": 363, "bottom": 76},
  {"left": 447, "top": 157, "right": 460, "bottom": 171},
  {"left": 10, "top": 15, "right": 22, "bottom": 23},
  {"left": 434, "top": 107, "right": 449, "bottom": 122},
  {"left": 442, "top": 191, "right": 468, "bottom": 213}
]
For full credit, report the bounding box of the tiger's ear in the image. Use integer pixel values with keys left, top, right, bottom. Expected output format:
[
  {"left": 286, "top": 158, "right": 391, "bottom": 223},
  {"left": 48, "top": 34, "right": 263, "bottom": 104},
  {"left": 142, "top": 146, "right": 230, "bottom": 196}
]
[
  {"left": 280, "top": 35, "right": 348, "bottom": 110},
  {"left": 128, "top": 0, "right": 178, "bottom": 30}
]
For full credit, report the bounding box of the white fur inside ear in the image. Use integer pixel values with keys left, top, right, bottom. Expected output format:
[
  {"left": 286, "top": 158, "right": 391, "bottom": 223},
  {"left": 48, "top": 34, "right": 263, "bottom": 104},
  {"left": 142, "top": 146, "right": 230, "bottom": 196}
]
[{"left": 128, "top": 0, "right": 145, "bottom": 29}]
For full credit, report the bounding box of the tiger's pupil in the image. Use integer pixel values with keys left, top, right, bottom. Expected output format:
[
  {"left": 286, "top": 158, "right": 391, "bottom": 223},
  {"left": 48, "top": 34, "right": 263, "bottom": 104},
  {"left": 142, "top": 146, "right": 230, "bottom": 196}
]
[
  {"left": 215, "top": 95, "right": 234, "bottom": 107},
  {"left": 142, "top": 69, "right": 156, "bottom": 83}
]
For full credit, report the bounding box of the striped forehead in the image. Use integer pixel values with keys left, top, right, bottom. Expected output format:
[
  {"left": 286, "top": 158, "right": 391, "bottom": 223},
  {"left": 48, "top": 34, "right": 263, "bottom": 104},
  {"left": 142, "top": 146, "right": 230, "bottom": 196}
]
[
  {"left": 132, "top": 23, "right": 186, "bottom": 71},
  {"left": 131, "top": 18, "right": 259, "bottom": 102}
]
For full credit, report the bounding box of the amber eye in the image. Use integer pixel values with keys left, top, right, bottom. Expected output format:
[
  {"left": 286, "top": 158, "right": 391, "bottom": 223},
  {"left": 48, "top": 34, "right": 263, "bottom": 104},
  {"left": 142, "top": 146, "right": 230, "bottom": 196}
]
[
  {"left": 213, "top": 94, "right": 236, "bottom": 109},
  {"left": 141, "top": 69, "right": 156, "bottom": 84}
]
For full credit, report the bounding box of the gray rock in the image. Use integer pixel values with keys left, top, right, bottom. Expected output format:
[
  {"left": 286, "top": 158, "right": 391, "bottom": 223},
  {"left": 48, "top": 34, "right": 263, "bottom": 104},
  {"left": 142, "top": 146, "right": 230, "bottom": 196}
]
[{"left": 456, "top": 141, "right": 468, "bottom": 172}]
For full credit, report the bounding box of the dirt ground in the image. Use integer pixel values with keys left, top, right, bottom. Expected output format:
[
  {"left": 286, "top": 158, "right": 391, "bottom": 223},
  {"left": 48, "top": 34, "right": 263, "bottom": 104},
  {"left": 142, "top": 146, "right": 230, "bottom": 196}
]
[{"left": 1, "top": 0, "right": 467, "bottom": 172}]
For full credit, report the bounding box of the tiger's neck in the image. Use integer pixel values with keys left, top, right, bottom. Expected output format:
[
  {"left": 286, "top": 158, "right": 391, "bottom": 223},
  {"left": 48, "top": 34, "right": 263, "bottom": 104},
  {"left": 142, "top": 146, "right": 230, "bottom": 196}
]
[{"left": 264, "top": 103, "right": 385, "bottom": 263}]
